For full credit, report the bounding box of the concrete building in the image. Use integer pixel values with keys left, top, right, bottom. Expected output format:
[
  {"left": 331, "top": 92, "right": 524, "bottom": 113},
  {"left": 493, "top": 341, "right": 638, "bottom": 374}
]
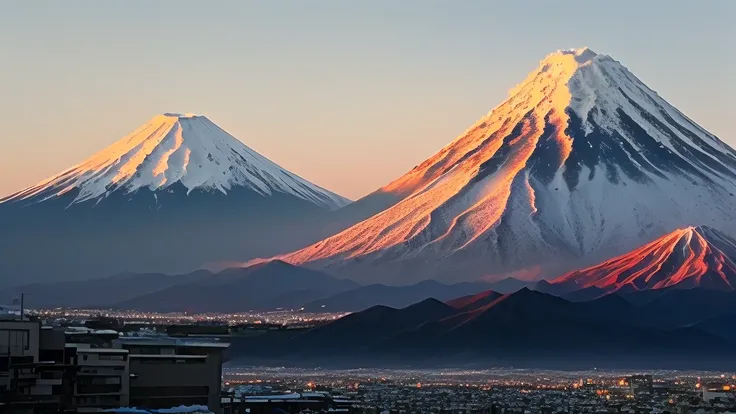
[
  {"left": 70, "top": 346, "right": 130, "bottom": 412},
  {"left": 2, "top": 321, "right": 229, "bottom": 413},
  {"left": 0, "top": 318, "right": 40, "bottom": 363},
  {"left": 1, "top": 319, "right": 75, "bottom": 413},
  {"left": 115, "top": 337, "right": 228, "bottom": 414}
]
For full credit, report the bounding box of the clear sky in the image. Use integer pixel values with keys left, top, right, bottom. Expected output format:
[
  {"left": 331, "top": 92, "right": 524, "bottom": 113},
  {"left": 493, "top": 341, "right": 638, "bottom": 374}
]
[{"left": 1, "top": 1, "right": 733, "bottom": 200}]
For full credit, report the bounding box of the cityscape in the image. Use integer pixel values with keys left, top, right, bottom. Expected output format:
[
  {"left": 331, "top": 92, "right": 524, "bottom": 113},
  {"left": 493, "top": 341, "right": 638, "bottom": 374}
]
[
  {"left": 2, "top": 1, "right": 735, "bottom": 413},
  {"left": 2, "top": 309, "right": 736, "bottom": 413}
]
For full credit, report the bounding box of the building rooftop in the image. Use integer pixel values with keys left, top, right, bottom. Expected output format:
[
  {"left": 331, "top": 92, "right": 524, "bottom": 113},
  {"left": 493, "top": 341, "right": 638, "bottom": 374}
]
[
  {"left": 116, "top": 337, "right": 230, "bottom": 349},
  {"left": 65, "top": 327, "right": 120, "bottom": 335},
  {"left": 129, "top": 354, "right": 207, "bottom": 359},
  {"left": 76, "top": 348, "right": 129, "bottom": 354}
]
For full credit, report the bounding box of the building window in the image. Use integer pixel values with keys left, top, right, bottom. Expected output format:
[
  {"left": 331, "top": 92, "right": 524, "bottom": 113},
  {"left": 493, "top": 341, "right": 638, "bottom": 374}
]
[
  {"left": 131, "top": 386, "right": 209, "bottom": 397},
  {"left": 77, "top": 384, "right": 123, "bottom": 394},
  {"left": 99, "top": 354, "right": 126, "bottom": 361},
  {"left": 139, "top": 357, "right": 205, "bottom": 364},
  {"left": 0, "top": 329, "right": 31, "bottom": 354}
]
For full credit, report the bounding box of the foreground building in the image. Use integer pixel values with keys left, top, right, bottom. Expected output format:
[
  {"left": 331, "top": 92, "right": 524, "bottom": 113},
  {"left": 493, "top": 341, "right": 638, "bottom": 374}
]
[
  {"left": 115, "top": 337, "right": 227, "bottom": 412},
  {"left": 0, "top": 317, "right": 228, "bottom": 413},
  {"left": 71, "top": 347, "right": 130, "bottom": 412}
]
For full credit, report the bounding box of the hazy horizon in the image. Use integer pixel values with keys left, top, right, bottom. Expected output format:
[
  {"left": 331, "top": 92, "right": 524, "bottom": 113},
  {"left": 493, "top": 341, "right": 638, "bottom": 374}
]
[{"left": 1, "top": 0, "right": 733, "bottom": 200}]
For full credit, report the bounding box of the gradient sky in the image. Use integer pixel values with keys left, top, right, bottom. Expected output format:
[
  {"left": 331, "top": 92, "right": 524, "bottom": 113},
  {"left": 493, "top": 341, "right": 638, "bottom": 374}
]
[{"left": 1, "top": 1, "right": 733, "bottom": 200}]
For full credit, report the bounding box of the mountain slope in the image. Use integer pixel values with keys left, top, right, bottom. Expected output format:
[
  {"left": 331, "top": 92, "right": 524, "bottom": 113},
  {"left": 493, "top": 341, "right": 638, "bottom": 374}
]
[
  {"left": 270, "top": 48, "right": 736, "bottom": 284},
  {"left": 0, "top": 114, "right": 351, "bottom": 285},
  {"left": 302, "top": 280, "right": 490, "bottom": 312},
  {"left": 114, "top": 260, "right": 360, "bottom": 312},
  {"left": 546, "top": 226, "right": 736, "bottom": 294},
  {"left": 293, "top": 298, "right": 458, "bottom": 353},
  {"left": 446, "top": 289, "right": 503, "bottom": 312},
  {"left": 3, "top": 113, "right": 349, "bottom": 209},
  {"left": 231, "top": 288, "right": 735, "bottom": 369},
  {"left": 0, "top": 270, "right": 212, "bottom": 309}
]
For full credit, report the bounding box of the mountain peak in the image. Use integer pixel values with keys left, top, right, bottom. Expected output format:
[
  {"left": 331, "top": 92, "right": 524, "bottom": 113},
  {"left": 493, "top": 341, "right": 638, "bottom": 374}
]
[
  {"left": 3, "top": 114, "right": 350, "bottom": 209},
  {"left": 550, "top": 226, "right": 736, "bottom": 293},
  {"left": 555, "top": 47, "right": 597, "bottom": 63},
  {"left": 271, "top": 47, "right": 736, "bottom": 284},
  {"left": 161, "top": 112, "right": 200, "bottom": 119}
]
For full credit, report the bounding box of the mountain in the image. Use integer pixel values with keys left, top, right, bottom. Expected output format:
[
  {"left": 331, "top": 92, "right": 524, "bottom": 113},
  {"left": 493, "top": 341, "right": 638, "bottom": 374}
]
[
  {"left": 0, "top": 113, "right": 351, "bottom": 285},
  {"left": 0, "top": 270, "right": 211, "bottom": 309},
  {"left": 543, "top": 226, "right": 736, "bottom": 295},
  {"left": 267, "top": 48, "right": 736, "bottom": 284},
  {"left": 302, "top": 280, "right": 490, "bottom": 312},
  {"left": 113, "top": 260, "right": 360, "bottom": 313},
  {"left": 291, "top": 298, "right": 460, "bottom": 354},
  {"left": 483, "top": 277, "right": 536, "bottom": 293},
  {"left": 446, "top": 289, "right": 503, "bottom": 312},
  {"left": 694, "top": 314, "right": 736, "bottom": 344},
  {"left": 619, "top": 288, "right": 736, "bottom": 328},
  {"left": 229, "top": 288, "right": 735, "bottom": 369}
]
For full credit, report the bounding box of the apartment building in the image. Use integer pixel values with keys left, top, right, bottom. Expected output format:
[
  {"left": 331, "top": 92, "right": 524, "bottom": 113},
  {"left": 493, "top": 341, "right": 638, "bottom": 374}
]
[
  {"left": 70, "top": 346, "right": 130, "bottom": 412},
  {"left": 1, "top": 319, "right": 228, "bottom": 413},
  {"left": 115, "top": 337, "right": 228, "bottom": 414},
  {"left": 1, "top": 319, "right": 75, "bottom": 413}
]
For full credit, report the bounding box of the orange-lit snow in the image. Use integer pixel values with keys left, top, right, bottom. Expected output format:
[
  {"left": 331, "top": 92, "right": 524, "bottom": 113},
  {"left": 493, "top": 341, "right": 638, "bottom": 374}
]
[
  {"left": 260, "top": 48, "right": 736, "bottom": 282},
  {"left": 551, "top": 226, "right": 736, "bottom": 292},
  {"left": 281, "top": 49, "right": 591, "bottom": 264},
  {"left": 2, "top": 113, "right": 350, "bottom": 210}
]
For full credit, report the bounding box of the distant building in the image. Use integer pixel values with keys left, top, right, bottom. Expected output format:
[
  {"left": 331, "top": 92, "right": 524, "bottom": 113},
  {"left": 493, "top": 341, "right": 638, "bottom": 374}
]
[
  {"left": 222, "top": 392, "right": 359, "bottom": 414},
  {"left": 166, "top": 324, "right": 229, "bottom": 337},
  {"left": 628, "top": 375, "right": 653, "bottom": 395},
  {"left": 702, "top": 383, "right": 735, "bottom": 403},
  {"left": 64, "top": 327, "right": 121, "bottom": 348}
]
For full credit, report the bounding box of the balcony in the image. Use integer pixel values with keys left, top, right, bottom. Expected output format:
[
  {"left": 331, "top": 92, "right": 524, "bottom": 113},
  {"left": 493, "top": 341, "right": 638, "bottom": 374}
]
[{"left": 75, "top": 383, "right": 124, "bottom": 396}]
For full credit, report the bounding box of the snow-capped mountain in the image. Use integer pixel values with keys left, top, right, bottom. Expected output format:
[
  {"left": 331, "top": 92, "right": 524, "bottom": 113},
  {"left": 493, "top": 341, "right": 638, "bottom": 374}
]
[
  {"left": 2, "top": 113, "right": 349, "bottom": 210},
  {"left": 0, "top": 113, "right": 351, "bottom": 285},
  {"left": 271, "top": 48, "right": 736, "bottom": 284},
  {"left": 544, "top": 226, "right": 736, "bottom": 294}
]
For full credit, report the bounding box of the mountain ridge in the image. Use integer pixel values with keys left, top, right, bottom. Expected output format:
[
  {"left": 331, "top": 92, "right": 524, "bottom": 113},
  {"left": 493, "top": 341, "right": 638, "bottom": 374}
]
[{"left": 228, "top": 286, "right": 736, "bottom": 369}]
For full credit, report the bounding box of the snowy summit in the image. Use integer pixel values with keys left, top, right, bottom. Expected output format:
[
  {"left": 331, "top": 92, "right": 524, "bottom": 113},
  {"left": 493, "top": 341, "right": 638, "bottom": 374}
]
[
  {"left": 268, "top": 47, "right": 736, "bottom": 283},
  {"left": 3, "top": 113, "right": 350, "bottom": 210}
]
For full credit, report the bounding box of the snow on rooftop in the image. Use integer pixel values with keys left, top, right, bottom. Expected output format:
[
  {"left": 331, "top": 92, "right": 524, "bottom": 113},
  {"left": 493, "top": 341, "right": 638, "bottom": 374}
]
[
  {"left": 77, "top": 348, "right": 129, "bottom": 353},
  {"left": 104, "top": 405, "right": 213, "bottom": 414},
  {"left": 115, "top": 337, "right": 230, "bottom": 348},
  {"left": 242, "top": 393, "right": 302, "bottom": 400},
  {"left": 129, "top": 354, "right": 206, "bottom": 359}
]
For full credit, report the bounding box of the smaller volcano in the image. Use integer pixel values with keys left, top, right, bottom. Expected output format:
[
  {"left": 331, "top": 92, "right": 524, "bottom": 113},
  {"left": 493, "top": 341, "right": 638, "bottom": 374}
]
[
  {"left": 547, "top": 226, "right": 736, "bottom": 294},
  {"left": 0, "top": 113, "right": 352, "bottom": 284},
  {"left": 2, "top": 113, "right": 349, "bottom": 210}
]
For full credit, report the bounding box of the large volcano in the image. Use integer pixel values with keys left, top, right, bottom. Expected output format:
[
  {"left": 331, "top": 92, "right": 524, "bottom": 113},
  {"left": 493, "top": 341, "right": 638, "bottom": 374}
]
[
  {"left": 0, "top": 113, "right": 350, "bottom": 285},
  {"left": 272, "top": 48, "right": 736, "bottom": 284}
]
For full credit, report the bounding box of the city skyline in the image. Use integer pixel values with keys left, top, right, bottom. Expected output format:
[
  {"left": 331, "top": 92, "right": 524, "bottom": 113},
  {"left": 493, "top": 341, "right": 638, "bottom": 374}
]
[{"left": 1, "top": 1, "right": 734, "bottom": 199}]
